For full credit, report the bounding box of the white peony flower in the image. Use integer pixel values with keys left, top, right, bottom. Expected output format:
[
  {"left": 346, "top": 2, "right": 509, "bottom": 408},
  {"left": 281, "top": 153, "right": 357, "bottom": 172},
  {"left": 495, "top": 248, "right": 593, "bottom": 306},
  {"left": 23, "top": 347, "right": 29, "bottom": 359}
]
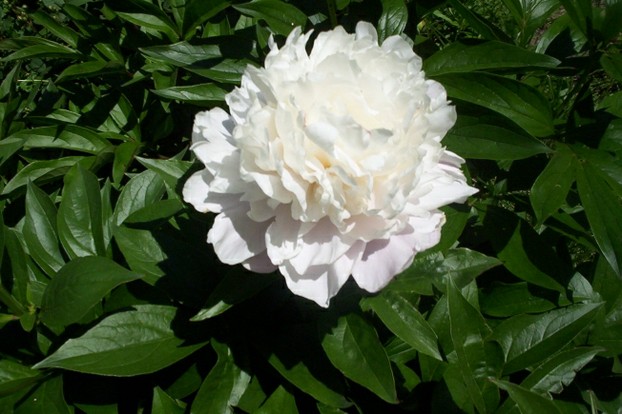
[{"left": 183, "top": 22, "right": 478, "bottom": 307}]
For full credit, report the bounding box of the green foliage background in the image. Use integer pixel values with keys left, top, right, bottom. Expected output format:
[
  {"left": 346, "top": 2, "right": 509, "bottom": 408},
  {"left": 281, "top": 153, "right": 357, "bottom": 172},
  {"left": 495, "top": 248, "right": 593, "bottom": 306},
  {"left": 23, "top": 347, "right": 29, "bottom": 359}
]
[{"left": 0, "top": 0, "right": 621, "bottom": 412}]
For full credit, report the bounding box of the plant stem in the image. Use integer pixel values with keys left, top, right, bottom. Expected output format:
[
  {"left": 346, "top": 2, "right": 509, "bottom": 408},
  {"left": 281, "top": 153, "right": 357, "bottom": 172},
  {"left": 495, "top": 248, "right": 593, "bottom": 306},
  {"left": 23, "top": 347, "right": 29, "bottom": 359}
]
[
  {"left": 327, "top": 0, "right": 338, "bottom": 28},
  {"left": 0, "top": 284, "right": 25, "bottom": 316}
]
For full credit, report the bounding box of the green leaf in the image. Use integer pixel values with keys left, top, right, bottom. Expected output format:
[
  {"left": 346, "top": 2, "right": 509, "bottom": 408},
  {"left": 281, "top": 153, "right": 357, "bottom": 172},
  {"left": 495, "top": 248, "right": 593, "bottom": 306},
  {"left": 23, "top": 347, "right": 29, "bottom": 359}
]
[
  {"left": 40, "top": 256, "right": 143, "bottom": 328},
  {"left": 484, "top": 206, "right": 572, "bottom": 292},
  {"left": 364, "top": 290, "right": 442, "bottom": 360},
  {"left": 0, "top": 38, "right": 80, "bottom": 61},
  {"left": 491, "top": 379, "right": 564, "bottom": 414},
  {"left": 598, "top": 90, "right": 622, "bottom": 118},
  {"left": 0, "top": 62, "right": 20, "bottom": 100},
  {"left": 13, "top": 125, "right": 112, "bottom": 155},
  {"left": 151, "top": 387, "right": 185, "bottom": 414},
  {"left": 576, "top": 160, "right": 622, "bottom": 276},
  {"left": 112, "top": 141, "right": 140, "bottom": 184},
  {"left": 57, "top": 166, "right": 106, "bottom": 258},
  {"left": 233, "top": 0, "right": 308, "bottom": 36},
  {"left": 444, "top": 114, "right": 551, "bottom": 160},
  {"left": 255, "top": 324, "right": 349, "bottom": 409},
  {"left": 56, "top": 61, "right": 126, "bottom": 83},
  {"left": 124, "top": 199, "right": 184, "bottom": 224},
  {"left": 491, "top": 303, "right": 603, "bottom": 374},
  {"left": 187, "top": 58, "right": 250, "bottom": 84},
  {"left": 113, "top": 226, "right": 166, "bottom": 284},
  {"left": 0, "top": 360, "right": 41, "bottom": 396},
  {"left": 446, "top": 0, "right": 512, "bottom": 41},
  {"left": 434, "top": 72, "right": 555, "bottom": 137},
  {"left": 321, "top": 313, "right": 396, "bottom": 403},
  {"left": 430, "top": 204, "right": 470, "bottom": 253},
  {"left": 183, "top": 0, "right": 231, "bottom": 37},
  {"left": 531, "top": 145, "right": 577, "bottom": 224},
  {"left": 600, "top": 119, "right": 622, "bottom": 154},
  {"left": 390, "top": 248, "right": 501, "bottom": 295},
  {"left": 447, "top": 279, "right": 502, "bottom": 414},
  {"left": 521, "top": 347, "right": 600, "bottom": 394},
  {"left": 1, "top": 157, "right": 89, "bottom": 196},
  {"left": 191, "top": 271, "right": 278, "bottom": 320},
  {"left": 256, "top": 385, "right": 298, "bottom": 414},
  {"left": 424, "top": 41, "right": 560, "bottom": 76},
  {"left": 4, "top": 228, "right": 30, "bottom": 307},
  {"left": 30, "top": 11, "right": 81, "bottom": 48},
  {"left": 136, "top": 157, "right": 194, "bottom": 191},
  {"left": 558, "top": 0, "right": 592, "bottom": 35},
  {"left": 480, "top": 283, "right": 557, "bottom": 317},
  {"left": 107, "top": 0, "right": 179, "bottom": 41},
  {"left": 151, "top": 83, "right": 227, "bottom": 103},
  {"left": 236, "top": 376, "right": 268, "bottom": 413},
  {"left": 33, "top": 305, "right": 207, "bottom": 376},
  {"left": 601, "top": 52, "right": 622, "bottom": 83},
  {"left": 190, "top": 340, "right": 251, "bottom": 414},
  {"left": 378, "top": 0, "right": 408, "bottom": 42},
  {"left": 140, "top": 42, "right": 222, "bottom": 66},
  {"left": 24, "top": 182, "right": 65, "bottom": 276},
  {"left": 113, "top": 170, "right": 166, "bottom": 227},
  {"left": 0, "top": 137, "right": 23, "bottom": 168},
  {"left": 14, "top": 375, "right": 71, "bottom": 414}
]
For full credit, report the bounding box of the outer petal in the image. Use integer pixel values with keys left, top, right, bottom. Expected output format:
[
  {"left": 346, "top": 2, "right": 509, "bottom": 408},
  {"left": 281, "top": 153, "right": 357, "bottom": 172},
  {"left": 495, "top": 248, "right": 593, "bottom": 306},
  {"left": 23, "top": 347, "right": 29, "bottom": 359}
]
[
  {"left": 242, "top": 252, "right": 278, "bottom": 273},
  {"left": 183, "top": 170, "right": 213, "bottom": 213},
  {"left": 207, "top": 204, "right": 271, "bottom": 264},
  {"left": 280, "top": 241, "right": 364, "bottom": 307},
  {"left": 182, "top": 170, "right": 242, "bottom": 213},
  {"left": 193, "top": 107, "right": 235, "bottom": 144},
  {"left": 352, "top": 212, "right": 444, "bottom": 292},
  {"left": 287, "top": 218, "right": 354, "bottom": 275}
]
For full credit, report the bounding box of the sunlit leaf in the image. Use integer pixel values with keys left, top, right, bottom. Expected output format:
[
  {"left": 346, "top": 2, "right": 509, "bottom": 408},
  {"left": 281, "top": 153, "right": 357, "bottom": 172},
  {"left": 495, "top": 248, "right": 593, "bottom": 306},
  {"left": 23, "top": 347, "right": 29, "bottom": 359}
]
[
  {"left": 233, "top": 0, "right": 307, "bottom": 36},
  {"left": 530, "top": 144, "right": 577, "bottom": 224},
  {"left": 57, "top": 166, "right": 106, "bottom": 258},
  {"left": 491, "top": 303, "right": 603, "bottom": 374},
  {"left": 364, "top": 290, "right": 442, "bottom": 360},
  {"left": 435, "top": 72, "right": 555, "bottom": 137},
  {"left": 321, "top": 313, "right": 396, "bottom": 403},
  {"left": 34, "top": 305, "right": 207, "bottom": 376},
  {"left": 40, "top": 256, "right": 143, "bottom": 328},
  {"left": 190, "top": 340, "right": 251, "bottom": 414},
  {"left": 424, "top": 40, "right": 560, "bottom": 75}
]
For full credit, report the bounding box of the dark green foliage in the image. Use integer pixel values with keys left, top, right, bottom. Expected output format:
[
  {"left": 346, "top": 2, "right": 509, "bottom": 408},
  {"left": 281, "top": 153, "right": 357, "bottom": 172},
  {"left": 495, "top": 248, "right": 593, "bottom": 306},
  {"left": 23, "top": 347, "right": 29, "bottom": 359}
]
[{"left": 0, "top": 0, "right": 621, "bottom": 412}]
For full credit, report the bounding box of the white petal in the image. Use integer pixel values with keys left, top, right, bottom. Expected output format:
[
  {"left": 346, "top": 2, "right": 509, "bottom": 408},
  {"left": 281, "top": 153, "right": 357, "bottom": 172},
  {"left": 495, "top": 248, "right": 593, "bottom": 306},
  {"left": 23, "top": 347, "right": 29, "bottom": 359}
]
[
  {"left": 280, "top": 241, "right": 364, "bottom": 307},
  {"left": 242, "top": 252, "right": 278, "bottom": 273},
  {"left": 417, "top": 178, "right": 478, "bottom": 211},
  {"left": 287, "top": 218, "right": 353, "bottom": 274},
  {"left": 208, "top": 204, "right": 271, "bottom": 264},
  {"left": 355, "top": 21, "right": 378, "bottom": 44},
  {"left": 182, "top": 170, "right": 243, "bottom": 214},
  {"left": 191, "top": 139, "right": 237, "bottom": 170},
  {"left": 183, "top": 170, "right": 213, "bottom": 213},
  {"left": 265, "top": 208, "right": 304, "bottom": 265},
  {"left": 352, "top": 213, "right": 444, "bottom": 292},
  {"left": 193, "top": 107, "right": 235, "bottom": 144}
]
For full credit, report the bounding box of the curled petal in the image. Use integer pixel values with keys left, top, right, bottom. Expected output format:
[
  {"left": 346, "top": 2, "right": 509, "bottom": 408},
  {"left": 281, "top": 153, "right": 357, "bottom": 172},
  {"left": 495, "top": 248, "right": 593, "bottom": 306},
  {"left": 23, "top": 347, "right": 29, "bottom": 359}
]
[
  {"left": 352, "top": 213, "right": 444, "bottom": 292},
  {"left": 281, "top": 241, "right": 365, "bottom": 307},
  {"left": 208, "top": 204, "right": 271, "bottom": 264}
]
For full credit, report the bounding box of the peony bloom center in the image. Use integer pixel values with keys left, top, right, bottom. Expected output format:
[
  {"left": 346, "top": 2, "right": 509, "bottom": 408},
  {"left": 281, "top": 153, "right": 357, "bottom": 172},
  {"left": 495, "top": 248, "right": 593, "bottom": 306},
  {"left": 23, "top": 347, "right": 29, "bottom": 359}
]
[{"left": 183, "top": 22, "right": 478, "bottom": 307}]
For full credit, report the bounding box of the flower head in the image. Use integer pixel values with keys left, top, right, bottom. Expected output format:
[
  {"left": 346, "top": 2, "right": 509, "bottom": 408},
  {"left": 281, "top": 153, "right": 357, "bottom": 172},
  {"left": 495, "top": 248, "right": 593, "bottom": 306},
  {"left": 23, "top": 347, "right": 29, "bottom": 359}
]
[{"left": 183, "top": 22, "right": 477, "bottom": 307}]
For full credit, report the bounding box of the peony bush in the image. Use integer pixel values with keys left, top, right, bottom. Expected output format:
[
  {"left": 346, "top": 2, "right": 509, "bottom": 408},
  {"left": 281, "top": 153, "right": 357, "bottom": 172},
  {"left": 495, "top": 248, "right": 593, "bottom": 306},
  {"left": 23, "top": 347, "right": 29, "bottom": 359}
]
[{"left": 0, "top": 0, "right": 621, "bottom": 413}]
